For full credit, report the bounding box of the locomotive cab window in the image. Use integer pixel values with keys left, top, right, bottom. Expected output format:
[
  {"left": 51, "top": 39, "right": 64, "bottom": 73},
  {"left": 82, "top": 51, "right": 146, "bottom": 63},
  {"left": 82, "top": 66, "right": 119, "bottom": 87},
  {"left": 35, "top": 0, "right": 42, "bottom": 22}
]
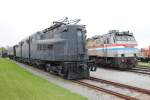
[
  {"left": 115, "top": 35, "right": 135, "bottom": 41},
  {"left": 48, "top": 45, "right": 53, "bottom": 50},
  {"left": 37, "top": 44, "right": 53, "bottom": 50}
]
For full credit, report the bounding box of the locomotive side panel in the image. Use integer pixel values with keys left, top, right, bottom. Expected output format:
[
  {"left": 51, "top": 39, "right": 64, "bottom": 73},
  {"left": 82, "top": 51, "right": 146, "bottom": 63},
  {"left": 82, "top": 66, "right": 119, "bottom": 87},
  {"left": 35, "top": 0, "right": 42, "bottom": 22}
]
[
  {"left": 22, "top": 39, "right": 29, "bottom": 59},
  {"left": 15, "top": 45, "right": 21, "bottom": 58},
  {"left": 28, "top": 25, "right": 88, "bottom": 62}
]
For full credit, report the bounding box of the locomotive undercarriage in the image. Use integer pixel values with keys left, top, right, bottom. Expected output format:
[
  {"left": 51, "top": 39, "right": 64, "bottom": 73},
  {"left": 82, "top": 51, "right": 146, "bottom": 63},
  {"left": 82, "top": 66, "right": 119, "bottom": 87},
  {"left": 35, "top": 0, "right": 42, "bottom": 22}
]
[
  {"left": 90, "top": 56, "right": 137, "bottom": 70},
  {"left": 138, "top": 57, "right": 150, "bottom": 62},
  {"left": 11, "top": 57, "right": 96, "bottom": 79}
]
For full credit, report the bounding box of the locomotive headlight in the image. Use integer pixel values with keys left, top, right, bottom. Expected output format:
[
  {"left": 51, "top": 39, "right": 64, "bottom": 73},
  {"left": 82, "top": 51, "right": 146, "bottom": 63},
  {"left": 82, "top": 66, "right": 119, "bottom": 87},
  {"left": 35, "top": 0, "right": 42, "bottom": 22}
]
[{"left": 121, "top": 59, "right": 125, "bottom": 62}]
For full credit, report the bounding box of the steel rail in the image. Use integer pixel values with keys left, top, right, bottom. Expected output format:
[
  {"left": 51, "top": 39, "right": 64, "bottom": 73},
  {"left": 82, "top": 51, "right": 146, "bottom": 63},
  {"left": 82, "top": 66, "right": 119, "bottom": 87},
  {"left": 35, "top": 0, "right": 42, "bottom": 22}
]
[
  {"left": 90, "top": 77, "right": 150, "bottom": 95},
  {"left": 73, "top": 80, "right": 138, "bottom": 100},
  {"left": 128, "top": 70, "right": 150, "bottom": 75}
]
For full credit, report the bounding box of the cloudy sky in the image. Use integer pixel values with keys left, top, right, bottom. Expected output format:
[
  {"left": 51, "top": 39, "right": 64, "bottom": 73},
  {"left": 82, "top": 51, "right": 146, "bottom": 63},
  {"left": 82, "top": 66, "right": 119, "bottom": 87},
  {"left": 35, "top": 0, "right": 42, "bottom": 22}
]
[{"left": 0, "top": 0, "right": 149, "bottom": 48}]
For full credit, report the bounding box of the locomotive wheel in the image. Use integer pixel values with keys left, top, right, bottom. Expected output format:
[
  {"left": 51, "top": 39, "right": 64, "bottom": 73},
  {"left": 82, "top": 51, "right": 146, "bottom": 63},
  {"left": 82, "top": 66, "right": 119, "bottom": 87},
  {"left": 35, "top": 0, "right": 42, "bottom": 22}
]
[{"left": 45, "top": 64, "right": 51, "bottom": 72}]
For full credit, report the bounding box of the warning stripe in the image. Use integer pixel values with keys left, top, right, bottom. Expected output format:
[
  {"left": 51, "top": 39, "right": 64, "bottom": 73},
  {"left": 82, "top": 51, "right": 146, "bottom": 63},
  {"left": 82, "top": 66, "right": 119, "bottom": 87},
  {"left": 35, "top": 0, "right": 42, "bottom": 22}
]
[{"left": 87, "top": 44, "right": 137, "bottom": 48}]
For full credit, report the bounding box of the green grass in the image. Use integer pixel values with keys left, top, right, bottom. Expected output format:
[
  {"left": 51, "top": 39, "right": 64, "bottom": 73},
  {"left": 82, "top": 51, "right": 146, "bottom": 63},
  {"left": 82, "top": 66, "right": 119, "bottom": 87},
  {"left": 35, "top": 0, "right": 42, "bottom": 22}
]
[
  {"left": 0, "top": 58, "right": 87, "bottom": 100},
  {"left": 138, "top": 62, "right": 150, "bottom": 67}
]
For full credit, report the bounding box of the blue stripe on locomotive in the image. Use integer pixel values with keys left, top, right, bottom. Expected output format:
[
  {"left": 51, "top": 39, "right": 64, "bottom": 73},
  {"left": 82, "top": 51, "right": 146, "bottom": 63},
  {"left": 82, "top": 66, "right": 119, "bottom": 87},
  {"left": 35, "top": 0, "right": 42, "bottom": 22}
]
[{"left": 95, "top": 48, "right": 138, "bottom": 51}]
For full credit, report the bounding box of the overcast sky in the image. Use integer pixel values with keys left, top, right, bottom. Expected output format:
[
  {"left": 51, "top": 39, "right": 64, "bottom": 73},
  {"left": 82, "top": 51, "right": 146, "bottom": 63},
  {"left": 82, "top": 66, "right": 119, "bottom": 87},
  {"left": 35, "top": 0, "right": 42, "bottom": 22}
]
[{"left": 0, "top": 0, "right": 149, "bottom": 48}]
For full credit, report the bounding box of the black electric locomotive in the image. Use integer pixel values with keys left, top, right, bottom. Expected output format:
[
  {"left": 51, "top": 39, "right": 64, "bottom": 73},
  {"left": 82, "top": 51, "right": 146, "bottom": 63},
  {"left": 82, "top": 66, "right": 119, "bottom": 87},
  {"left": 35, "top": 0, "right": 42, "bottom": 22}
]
[{"left": 8, "top": 17, "right": 96, "bottom": 79}]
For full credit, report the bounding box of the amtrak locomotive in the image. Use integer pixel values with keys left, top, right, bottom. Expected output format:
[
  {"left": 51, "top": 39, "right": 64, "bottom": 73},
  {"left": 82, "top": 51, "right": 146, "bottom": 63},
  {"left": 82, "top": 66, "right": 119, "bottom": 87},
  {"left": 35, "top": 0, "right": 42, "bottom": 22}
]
[
  {"left": 87, "top": 30, "right": 138, "bottom": 70},
  {"left": 8, "top": 18, "right": 96, "bottom": 79}
]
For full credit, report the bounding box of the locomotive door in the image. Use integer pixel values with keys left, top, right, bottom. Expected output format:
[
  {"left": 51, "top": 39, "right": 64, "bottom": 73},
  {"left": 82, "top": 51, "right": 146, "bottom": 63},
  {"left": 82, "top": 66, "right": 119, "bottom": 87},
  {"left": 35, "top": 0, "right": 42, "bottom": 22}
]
[
  {"left": 54, "top": 42, "right": 65, "bottom": 60},
  {"left": 77, "top": 30, "right": 85, "bottom": 60}
]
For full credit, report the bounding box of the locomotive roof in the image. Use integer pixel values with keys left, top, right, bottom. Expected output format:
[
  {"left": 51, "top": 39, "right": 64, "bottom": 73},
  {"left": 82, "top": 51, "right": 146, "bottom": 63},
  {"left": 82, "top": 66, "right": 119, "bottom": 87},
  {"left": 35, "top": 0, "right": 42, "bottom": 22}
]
[
  {"left": 41, "top": 17, "right": 82, "bottom": 33},
  {"left": 17, "top": 17, "right": 83, "bottom": 45},
  {"left": 108, "top": 30, "right": 133, "bottom": 36},
  {"left": 88, "top": 30, "right": 134, "bottom": 40}
]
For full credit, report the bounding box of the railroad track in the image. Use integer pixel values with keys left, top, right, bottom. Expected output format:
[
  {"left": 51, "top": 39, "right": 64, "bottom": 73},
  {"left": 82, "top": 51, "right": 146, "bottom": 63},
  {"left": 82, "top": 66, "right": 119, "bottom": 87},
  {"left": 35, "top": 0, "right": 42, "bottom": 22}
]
[
  {"left": 128, "top": 66, "right": 150, "bottom": 75},
  {"left": 17, "top": 60, "right": 150, "bottom": 99},
  {"left": 73, "top": 77, "right": 150, "bottom": 100},
  {"left": 135, "top": 66, "right": 150, "bottom": 70}
]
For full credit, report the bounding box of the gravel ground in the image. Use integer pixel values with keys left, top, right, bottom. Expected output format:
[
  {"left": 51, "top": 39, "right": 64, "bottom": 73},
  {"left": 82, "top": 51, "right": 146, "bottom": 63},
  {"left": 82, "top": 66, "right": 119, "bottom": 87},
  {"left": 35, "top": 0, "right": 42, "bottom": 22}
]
[
  {"left": 91, "top": 68, "right": 150, "bottom": 90},
  {"left": 15, "top": 62, "right": 123, "bottom": 100}
]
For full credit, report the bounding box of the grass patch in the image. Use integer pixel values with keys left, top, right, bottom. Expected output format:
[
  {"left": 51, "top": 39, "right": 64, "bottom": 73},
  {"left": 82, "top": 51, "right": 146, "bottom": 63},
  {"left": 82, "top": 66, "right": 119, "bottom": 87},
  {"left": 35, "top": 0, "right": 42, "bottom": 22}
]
[
  {"left": 138, "top": 62, "right": 150, "bottom": 67},
  {"left": 0, "top": 58, "right": 87, "bottom": 100}
]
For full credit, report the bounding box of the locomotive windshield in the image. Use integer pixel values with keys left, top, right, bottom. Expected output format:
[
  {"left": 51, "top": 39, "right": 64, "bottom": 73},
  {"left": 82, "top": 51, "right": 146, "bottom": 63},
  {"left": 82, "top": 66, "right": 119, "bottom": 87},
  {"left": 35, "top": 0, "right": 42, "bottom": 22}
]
[{"left": 115, "top": 35, "right": 135, "bottom": 41}]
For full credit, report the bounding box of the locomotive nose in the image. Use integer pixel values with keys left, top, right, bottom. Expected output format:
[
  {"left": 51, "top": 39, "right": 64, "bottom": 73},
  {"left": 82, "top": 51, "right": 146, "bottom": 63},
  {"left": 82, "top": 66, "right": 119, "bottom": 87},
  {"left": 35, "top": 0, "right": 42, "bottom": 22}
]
[{"left": 121, "top": 58, "right": 131, "bottom": 64}]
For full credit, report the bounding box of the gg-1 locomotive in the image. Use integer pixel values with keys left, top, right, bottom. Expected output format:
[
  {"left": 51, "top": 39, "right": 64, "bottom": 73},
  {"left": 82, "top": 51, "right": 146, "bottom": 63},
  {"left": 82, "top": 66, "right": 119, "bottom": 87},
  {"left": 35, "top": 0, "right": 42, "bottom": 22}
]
[{"left": 8, "top": 17, "right": 96, "bottom": 79}]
